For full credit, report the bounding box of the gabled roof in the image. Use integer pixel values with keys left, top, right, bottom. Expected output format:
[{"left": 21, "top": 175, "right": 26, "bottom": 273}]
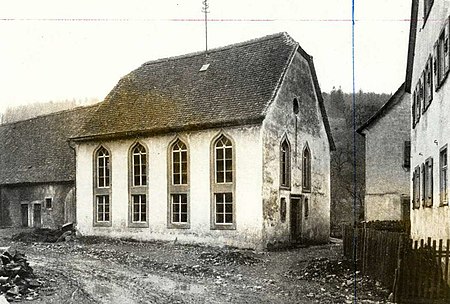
[
  {"left": 73, "top": 32, "right": 334, "bottom": 149},
  {"left": 0, "top": 105, "right": 97, "bottom": 185},
  {"left": 357, "top": 83, "right": 406, "bottom": 134}
]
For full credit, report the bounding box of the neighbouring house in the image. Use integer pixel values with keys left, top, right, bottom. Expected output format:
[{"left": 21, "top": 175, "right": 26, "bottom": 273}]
[
  {"left": 71, "top": 33, "right": 335, "bottom": 249},
  {"left": 406, "top": 0, "right": 450, "bottom": 241},
  {"left": 357, "top": 83, "right": 411, "bottom": 223},
  {"left": 0, "top": 106, "right": 96, "bottom": 229}
]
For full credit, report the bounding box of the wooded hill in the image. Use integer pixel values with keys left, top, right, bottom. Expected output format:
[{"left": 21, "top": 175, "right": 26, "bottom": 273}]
[{"left": 323, "top": 88, "right": 392, "bottom": 236}]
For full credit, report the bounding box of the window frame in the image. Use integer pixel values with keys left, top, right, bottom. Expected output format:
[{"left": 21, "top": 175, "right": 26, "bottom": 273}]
[
  {"left": 403, "top": 141, "right": 411, "bottom": 170},
  {"left": 440, "top": 145, "right": 448, "bottom": 206},
  {"left": 210, "top": 133, "right": 236, "bottom": 230},
  {"left": 93, "top": 145, "right": 112, "bottom": 227},
  {"left": 167, "top": 138, "right": 190, "bottom": 229},
  {"left": 45, "top": 197, "right": 53, "bottom": 209},
  {"left": 128, "top": 142, "right": 149, "bottom": 228},
  {"left": 302, "top": 143, "right": 312, "bottom": 193},
  {"left": 280, "top": 137, "right": 291, "bottom": 189}
]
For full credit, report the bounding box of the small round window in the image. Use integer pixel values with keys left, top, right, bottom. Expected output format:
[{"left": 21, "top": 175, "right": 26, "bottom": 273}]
[{"left": 293, "top": 98, "right": 299, "bottom": 114}]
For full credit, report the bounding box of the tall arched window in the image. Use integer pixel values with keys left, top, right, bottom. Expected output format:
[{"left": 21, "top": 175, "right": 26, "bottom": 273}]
[
  {"left": 94, "top": 146, "right": 111, "bottom": 226},
  {"left": 129, "top": 143, "right": 148, "bottom": 227},
  {"left": 168, "top": 139, "right": 190, "bottom": 228},
  {"left": 215, "top": 135, "right": 233, "bottom": 183},
  {"left": 211, "top": 134, "right": 235, "bottom": 229},
  {"left": 302, "top": 144, "right": 311, "bottom": 192},
  {"left": 132, "top": 143, "right": 147, "bottom": 186},
  {"left": 280, "top": 138, "right": 290, "bottom": 188}
]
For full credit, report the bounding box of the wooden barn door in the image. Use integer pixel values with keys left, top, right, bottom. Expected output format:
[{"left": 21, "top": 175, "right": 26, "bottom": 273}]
[
  {"left": 21, "top": 204, "right": 29, "bottom": 227},
  {"left": 33, "top": 204, "right": 42, "bottom": 228},
  {"left": 290, "top": 197, "right": 303, "bottom": 243}
]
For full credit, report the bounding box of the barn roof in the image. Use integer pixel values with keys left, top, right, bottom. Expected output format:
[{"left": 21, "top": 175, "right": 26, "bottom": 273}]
[
  {"left": 0, "top": 105, "right": 97, "bottom": 185},
  {"left": 73, "top": 32, "right": 334, "bottom": 149}
]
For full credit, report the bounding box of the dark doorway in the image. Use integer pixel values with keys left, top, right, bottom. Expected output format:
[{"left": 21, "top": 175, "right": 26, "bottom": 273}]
[
  {"left": 21, "top": 204, "right": 29, "bottom": 227},
  {"left": 401, "top": 196, "right": 411, "bottom": 230},
  {"left": 290, "top": 197, "right": 303, "bottom": 243},
  {"left": 33, "top": 204, "right": 41, "bottom": 228}
]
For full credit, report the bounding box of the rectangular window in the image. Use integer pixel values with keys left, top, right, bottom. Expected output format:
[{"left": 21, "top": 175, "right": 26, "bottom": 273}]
[
  {"left": 215, "top": 193, "right": 233, "bottom": 224},
  {"left": 440, "top": 147, "right": 448, "bottom": 206},
  {"left": 415, "top": 85, "right": 421, "bottom": 125},
  {"left": 280, "top": 198, "right": 286, "bottom": 222},
  {"left": 45, "top": 197, "right": 52, "bottom": 209},
  {"left": 171, "top": 194, "right": 188, "bottom": 224},
  {"left": 96, "top": 195, "right": 110, "bottom": 222},
  {"left": 404, "top": 141, "right": 411, "bottom": 169},
  {"left": 132, "top": 194, "right": 147, "bottom": 223}
]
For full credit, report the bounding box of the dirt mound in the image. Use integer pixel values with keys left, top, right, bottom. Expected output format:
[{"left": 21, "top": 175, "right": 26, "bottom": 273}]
[
  {"left": 199, "top": 249, "right": 260, "bottom": 266},
  {"left": 11, "top": 228, "right": 74, "bottom": 243}
]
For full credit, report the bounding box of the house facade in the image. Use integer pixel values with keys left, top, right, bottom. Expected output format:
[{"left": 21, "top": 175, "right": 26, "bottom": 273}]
[
  {"left": 0, "top": 106, "right": 95, "bottom": 229},
  {"left": 72, "top": 33, "right": 334, "bottom": 249},
  {"left": 407, "top": 0, "right": 450, "bottom": 241},
  {"left": 358, "top": 84, "right": 411, "bottom": 222}
]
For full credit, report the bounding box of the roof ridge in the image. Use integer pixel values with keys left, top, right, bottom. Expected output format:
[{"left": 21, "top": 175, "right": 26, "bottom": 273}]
[
  {"left": 141, "top": 32, "right": 293, "bottom": 67},
  {"left": 0, "top": 103, "right": 99, "bottom": 127}
]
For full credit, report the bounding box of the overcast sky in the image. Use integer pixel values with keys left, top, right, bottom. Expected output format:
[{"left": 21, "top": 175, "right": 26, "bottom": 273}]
[{"left": 0, "top": 0, "right": 412, "bottom": 113}]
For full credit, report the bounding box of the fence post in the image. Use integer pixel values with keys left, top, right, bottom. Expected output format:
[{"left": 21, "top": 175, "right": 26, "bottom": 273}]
[{"left": 393, "top": 235, "right": 404, "bottom": 303}]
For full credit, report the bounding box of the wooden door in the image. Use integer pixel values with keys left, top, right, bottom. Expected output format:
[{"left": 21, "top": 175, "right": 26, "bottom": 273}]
[
  {"left": 290, "top": 198, "right": 303, "bottom": 243},
  {"left": 33, "top": 204, "right": 41, "bottom": 228},
  {"left": 21, "top": 204, "right": 29, "bottom": 227}
]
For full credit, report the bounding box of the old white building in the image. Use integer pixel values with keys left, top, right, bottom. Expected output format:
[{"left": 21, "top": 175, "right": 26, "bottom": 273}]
[
  {"left": 71, "top": 33, "right": 334, "bottom": 249},
  {"left": 358, "top": 84, "right": 411, "bottom": 223},
  {"left": 407, "top": 0, "right": 450, "bottom": 240}
]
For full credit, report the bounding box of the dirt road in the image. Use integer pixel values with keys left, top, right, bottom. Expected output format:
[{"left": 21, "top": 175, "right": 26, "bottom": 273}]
[{"left": 0, "top": 230, "right": 391, "bottom": 303}]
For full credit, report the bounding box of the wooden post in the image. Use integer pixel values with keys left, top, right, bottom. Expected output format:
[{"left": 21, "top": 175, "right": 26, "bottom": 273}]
[{"left": 393, "top": 236, "right": 404, "bottom": 303}]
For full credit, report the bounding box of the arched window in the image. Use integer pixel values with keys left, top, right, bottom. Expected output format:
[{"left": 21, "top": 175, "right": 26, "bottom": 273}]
[
  {"left": 94, "top": 146, "right": 111, "bottom": 226},
  {"left": 215, "top": 135, "right": 233, "bottom": 183},
  {"left": 172, "top": 140, "right": 188, "bottom": 185},
  {"left": 280, "top": 138, "right": 290, "bottom": 188},
  {"left": 169, "top": 139, "right": 190, "bottom": 227},
  {"left": 132, "top": 143, "right": 147, "bottom": 186},
  {"left": 211, "top": 134, "right": 235, "bottom": 228},
  {"left": 97, "top": 147, "right": 110, "bottom": 188},
  {"left": 302, "top": 144, "right": 311, "bottom": 192},
  {"left": 129, "top": 143, "right": 148, "bottom": 226}
]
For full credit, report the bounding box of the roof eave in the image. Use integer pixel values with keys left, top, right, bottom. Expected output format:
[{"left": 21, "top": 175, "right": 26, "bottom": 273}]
[
  {"left": 357, "top": 82, "right": 406, "bottom": 134},
  {"left": 71, "top": 116, "right": 265, "bottom": 143},
  {"left": 405, "top": 0, "right": 419, "bottom": 93}
]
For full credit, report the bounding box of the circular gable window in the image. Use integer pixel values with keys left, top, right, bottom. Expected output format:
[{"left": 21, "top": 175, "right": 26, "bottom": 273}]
[{"left": 293, "top": 98, "right": 299, "bottom": 114}]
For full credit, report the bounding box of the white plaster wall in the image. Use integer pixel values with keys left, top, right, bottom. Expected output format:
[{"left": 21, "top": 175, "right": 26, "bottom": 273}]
[
  {"left": 363, "top": 92, "right": 411, "bottom": 221},
  {"left": 261, "top": 50, "right": 331, "bottom": 247},
  {"left": 76, "top": 125, "right": 263, "bottom": 249},
  {"left": 411, "top": 1, "right": 450, "bottom": 241}
]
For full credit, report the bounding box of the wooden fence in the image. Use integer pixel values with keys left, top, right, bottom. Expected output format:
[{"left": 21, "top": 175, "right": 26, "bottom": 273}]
[{"left": 343, "top": 225, "right": 450, "bottom": 303}]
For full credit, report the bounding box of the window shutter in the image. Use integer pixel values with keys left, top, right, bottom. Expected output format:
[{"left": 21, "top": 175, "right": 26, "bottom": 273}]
[
  {"left": 427, "top": 56, "right": 433, "bottom": 107},
  {"left": 412, "top": 91, "right": 416, "bottom": 128},
  {"left": 445, "top": 17, "right": 450, "bottom": 75},
  {"left": 420, "top": 74, "right": 425, "bottom": 115},
  {"left": 429, "top": 158, "right": 434, "bottom": 205},
  {"left": 404, "top": 141, "right": 411, "bottom": 169},
  {"left": 434, "top": 41, "right": 439, "bottom": 90}
]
